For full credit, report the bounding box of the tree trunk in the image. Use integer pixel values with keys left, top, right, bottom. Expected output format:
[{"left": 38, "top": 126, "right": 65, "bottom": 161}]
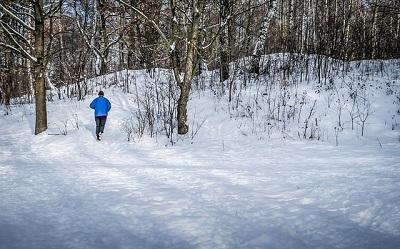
[
  {"left": 219, "top": 0, "right": 230, "bottom": 83},
  {"left": 33, "top": 0, "right": 47, "bottom": 135},
  {"left": 250, "top": 0, "right": 277, "bottom": 74},
  {"left": 176, "top": 0, "right": 203, "bottom": 135},
  {"left": 170, "top": 0, "right": 181, "bottom": 80},
  {"left": 371, "top": 5, "right": 378, "bottom": 59},
  {"left": 4, "top": 52, "right": 12, "bottom": 107},
  {"left": 5, "top": 75, "right": 12, "bottom": 106},
  {"left": 177, "top": 86, "right": 189, "bottom": 134},
  {"left": 98, "top": 0, "right": 108, "bottom": 75}
]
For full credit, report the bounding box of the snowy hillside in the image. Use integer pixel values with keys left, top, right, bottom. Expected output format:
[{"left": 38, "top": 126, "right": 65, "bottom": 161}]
[{"left": 1, "top": 56, "right": 400, "bottom": 249}]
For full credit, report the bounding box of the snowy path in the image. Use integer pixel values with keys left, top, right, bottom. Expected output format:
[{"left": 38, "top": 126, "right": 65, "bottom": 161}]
[{"left": 1, "top": 94, "right": 400, "bottom": 249}]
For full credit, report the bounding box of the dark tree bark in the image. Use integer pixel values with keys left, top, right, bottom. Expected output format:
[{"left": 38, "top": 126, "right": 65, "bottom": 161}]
[
  {"left": 3, "top": 52, "right": 12, "bottom": 107},
  {"left": 0, "top": 0, "right": 48, "bottom": 134},
  {"left": 176, "top": 0, "right": 204, "bottom": 135},
  {"left": 33, "top": 0, "right": 47, "bottom": 134},
  {"left": 219, "top": 0, "right": 231, "bottom": 83},
  {"left": 98, "top": 0, "right": 108, "bottom": 75}
]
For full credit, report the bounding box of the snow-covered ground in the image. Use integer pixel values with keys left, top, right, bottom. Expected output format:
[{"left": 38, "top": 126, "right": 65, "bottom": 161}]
[{"left": 1, "top": 58, "right": 400, "bottom": 249}]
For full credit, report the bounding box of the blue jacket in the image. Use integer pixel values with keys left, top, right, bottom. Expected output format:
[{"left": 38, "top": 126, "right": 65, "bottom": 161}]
[{"left": 90, "top": 96, "right": 111, "bottom": 117}]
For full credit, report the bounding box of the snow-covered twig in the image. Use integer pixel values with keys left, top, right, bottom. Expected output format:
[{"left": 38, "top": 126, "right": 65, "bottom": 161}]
[{"left": 0, "top": 3, "right": 35, "bottom": 31}]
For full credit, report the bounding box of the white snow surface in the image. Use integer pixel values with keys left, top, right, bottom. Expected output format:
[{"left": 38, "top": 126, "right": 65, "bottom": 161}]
[{"left": 1, "top": 61, "right": 400, "bottom": 249}]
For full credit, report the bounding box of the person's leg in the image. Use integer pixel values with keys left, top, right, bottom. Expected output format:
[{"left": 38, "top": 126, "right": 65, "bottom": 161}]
[
  {"left": 99, "top": 116, "right": 107, "bottom": 134},
  {"left": 95, "top": 117, "right": 101, "bottom": 136}
]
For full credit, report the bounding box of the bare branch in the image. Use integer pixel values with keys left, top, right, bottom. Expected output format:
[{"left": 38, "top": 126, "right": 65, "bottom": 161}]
[
  {"left": 117, "top": 0, "right": 170, "bottom": 47},
  {"left": 75, "top": 16, "right": 102, "bottom": 58},
  {"left": 201, "top": 2, "right": 268, "bottom": 50},
  {"left": 0, "top": 22, "right": 37, "bottom": 62},
  {"left": 44, "top": 0, "right": 64, "bottom": 18},
  {"left": 0, "top": 3, "right": 35, "bottom": 31},
  {"left": 0, "top": 20, "right": 34, "bottom": 51},
  {"left": 104, "top": 36, "right": 122, "bottom": 52}
]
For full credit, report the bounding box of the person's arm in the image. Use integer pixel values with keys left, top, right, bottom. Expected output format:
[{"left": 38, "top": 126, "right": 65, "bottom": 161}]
[
  {"left": 107, "top": 99, "right": 111, "bottom": 111},
  {"left": 90, "top": 99, "right": 96, "bottom": 109}
]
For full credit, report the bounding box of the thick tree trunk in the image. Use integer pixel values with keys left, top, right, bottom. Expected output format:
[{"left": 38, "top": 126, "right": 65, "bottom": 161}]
[
  {"left": 33, "top": 0, "right": 47, "bottom": 135},
  {"left": 177, "top": 86, "right": 189, "bottom": 134},
  {"left": 176, "top": 0, "right": 203, "bottom": 135}
]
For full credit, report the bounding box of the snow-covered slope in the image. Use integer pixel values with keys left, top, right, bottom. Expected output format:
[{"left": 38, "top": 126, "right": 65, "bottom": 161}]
[{"left": 1, "top": 57, "right": 400, "bottom": 249}]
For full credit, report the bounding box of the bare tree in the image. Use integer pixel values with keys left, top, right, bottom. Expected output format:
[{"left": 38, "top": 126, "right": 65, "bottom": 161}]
[
  {"left": 173, "top": 0, "right": 205, "bottom": 134},
  {"left": 0, "top": 0, "right": 58, "bottom": 134},
  {"left": 250, "top": 0, "right": 277, "bottom": 74},
  {"left": 118, "top": 0, "right": 205, "bottom": 135},
  {"left": 74, "top": 0, "right": 123, "bottom": 76},
  {"left": 219, "top": 0, "right": 231, "bottom": 83}
]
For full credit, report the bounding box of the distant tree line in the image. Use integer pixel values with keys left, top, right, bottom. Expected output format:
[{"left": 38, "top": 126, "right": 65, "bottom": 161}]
[{"left": 0, "top": 0, "right": 399, "bottom": 134}]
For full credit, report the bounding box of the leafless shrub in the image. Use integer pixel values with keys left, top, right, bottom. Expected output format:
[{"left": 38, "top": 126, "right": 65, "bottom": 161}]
[
  {"left": 128, "top": 70, "right": 178, "bottom": 144},
  {"left": 303, "top": 99, "right": 317, "bottom": 139},
  {"left": 356, "top": 92, "right": 372, "bottom": 137},
  {"left": 121, "top": 116, "right": 136, "bottom": 142},
  {"left": 334, "top": 126, "right": 343, "bottom": 146}
]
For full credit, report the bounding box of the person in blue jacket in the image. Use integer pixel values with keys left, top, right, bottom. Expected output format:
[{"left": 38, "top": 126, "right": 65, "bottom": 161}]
[{"left": 90, "top": 90, "right": 111, "bottom": 140}]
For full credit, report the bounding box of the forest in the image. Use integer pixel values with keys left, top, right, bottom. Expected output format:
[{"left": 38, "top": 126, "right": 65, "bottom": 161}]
[{"left": 1, "top": 0, "right": 399, "bottom": 135}]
